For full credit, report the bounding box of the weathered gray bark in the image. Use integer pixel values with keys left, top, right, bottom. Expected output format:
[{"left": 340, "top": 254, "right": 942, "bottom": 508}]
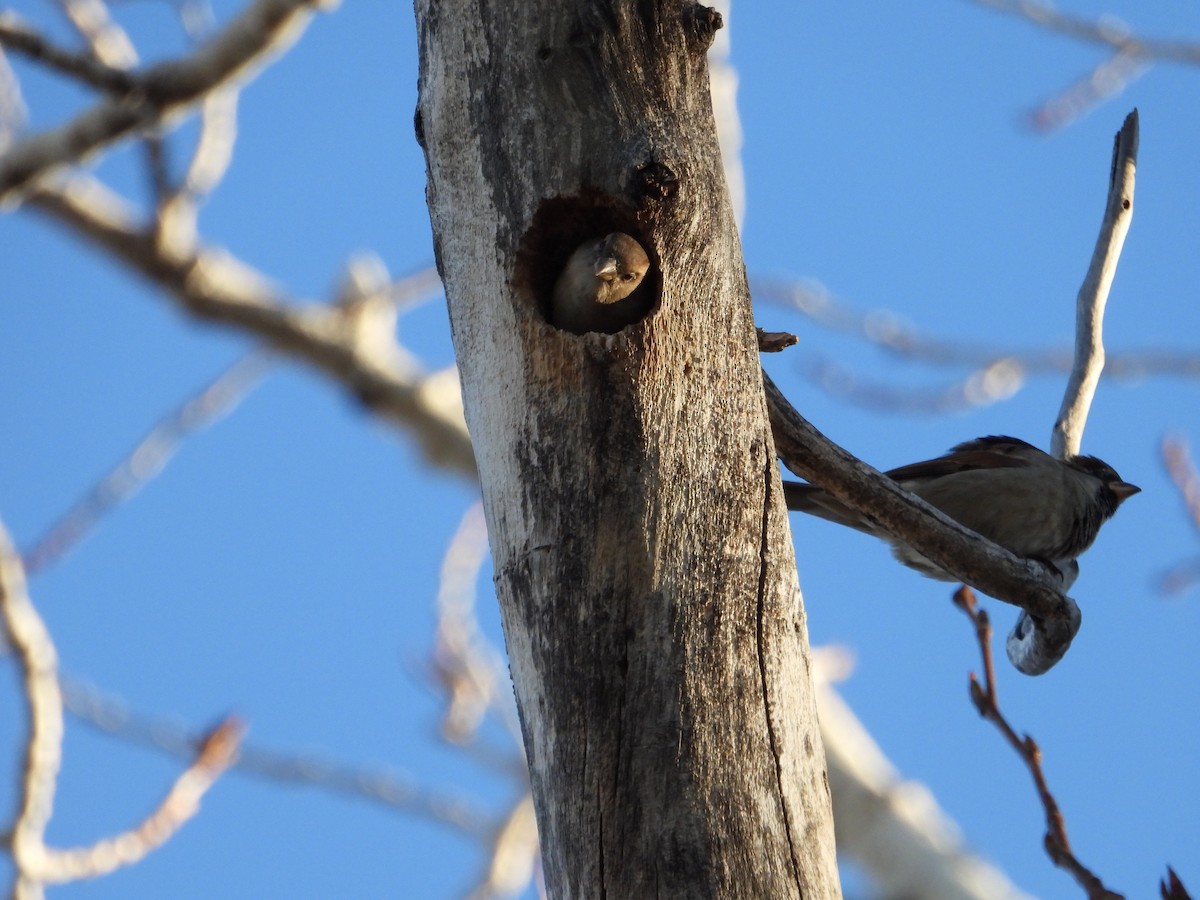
[{"left": 414, "top": 2, "right": 840, "bottom": 896}]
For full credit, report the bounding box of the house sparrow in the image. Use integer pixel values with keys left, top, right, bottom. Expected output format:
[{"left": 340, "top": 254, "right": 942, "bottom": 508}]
[
  {"left": 551, "top": 232, "right": 650, "bottom": 335},
  {"left": 783, "top": 436, "right": 1139, "bottom": 585}
]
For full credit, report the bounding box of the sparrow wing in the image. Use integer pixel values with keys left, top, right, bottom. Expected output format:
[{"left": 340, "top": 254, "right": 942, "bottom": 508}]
[
  {"left": 884, "top": 435, "right": 1045, "bottom": 483},
  {"left": 785, "top": 436, "right": 1051, "bottom": 539}
]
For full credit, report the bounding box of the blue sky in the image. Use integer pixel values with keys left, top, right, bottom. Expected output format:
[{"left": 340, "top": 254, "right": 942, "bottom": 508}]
[{"left": 2, "top": 1, "right": 1198, "bottom": 897}]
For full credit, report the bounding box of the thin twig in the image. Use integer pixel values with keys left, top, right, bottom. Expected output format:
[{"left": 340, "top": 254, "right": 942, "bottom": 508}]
[
  {"left": 1052, "top": 109, "right": 1137, "bottom": 459},
  {"left": 1162, "top": 435, "right": 1200, "bottom": 534},
  {"left": 952, "top": 586, "right": 1124, "bottom": 900},
  {"left": 1026, "top": 52, "right": 1146, "bottom": 133},
  {"left": 152, "top": 86, "right": 241, "bottom": 258},
  {"left": 0, "top": 13, "right": 137, "bottom": 93},
  {"left": 814, "top": 651, "right": 1037, "bottom": 900},
  {"left": 0, "top": 0, "right": 330, "bottom": 204},
  {"left": 143, "top": 129, "right": 173, "bottom": 202},
  {"left": 966, "top": 0, "right": 1200, "bottom": 66},
  {"left": 797, "top": 353, "right": 1026, "bottom": 414},
  {"left": 790, "top": 348, "right": 1200, "bottom": 415},
  {"left": 21, "top": 352, "right": 272, "bottom": 575},
  {"left": 31, "top": 717, "right": 244, "bottom": 885},
  {"left": 1157, "top": 435, "right": 1200, "bottom": 595},
  {"left": 182, "top": 86, "right": 239, "bottom": 198},
  {"left": 756, "top": 276, "right": 1200, "bottom": 417},
  {"left": 757, "top": 277, "right": 1200, "bottom": 379},
  {"left": 60, "top": 677, "right": 494, "bottom": 839}
]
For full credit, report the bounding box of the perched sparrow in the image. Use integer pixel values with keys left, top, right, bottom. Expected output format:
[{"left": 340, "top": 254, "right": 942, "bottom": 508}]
[
  {"left": 783, "top": 436, "right": 1140, "bottom": 585},
  {"left": 551, "top": 232, "right": 651, "bottom": 335}
]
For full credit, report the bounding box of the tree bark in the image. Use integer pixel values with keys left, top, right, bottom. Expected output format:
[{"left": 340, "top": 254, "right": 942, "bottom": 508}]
[{"left": 414, "top": 2, "right": 840, "bottom": 896}]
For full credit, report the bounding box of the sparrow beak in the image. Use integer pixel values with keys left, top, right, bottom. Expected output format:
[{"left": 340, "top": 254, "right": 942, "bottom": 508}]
[
  {"left": 1110, "top": 480, "right": 1141, "bottom": 503},
  {"left": 594, "top": 257, "right": 618, "bottom": 282}
]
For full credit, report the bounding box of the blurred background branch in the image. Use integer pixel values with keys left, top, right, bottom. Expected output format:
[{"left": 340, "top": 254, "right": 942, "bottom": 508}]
[{"left": 2, "top": 0, "right": 1196, "bottom": 897}]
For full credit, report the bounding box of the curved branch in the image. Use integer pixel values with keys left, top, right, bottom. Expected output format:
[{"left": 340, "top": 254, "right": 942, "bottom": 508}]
[
  {"left": 0, "top": 518, "right": 64, "bottom": 897},
  {"left": 0, "top": 0, "right": 330, "bottom": 204},
  {"left": 25, "top": 173, "right": 475, "bottom": 478},
  {"left": 954, "top": 588, "right": 1123, "bottom": 899},
  {"left": 764, "top": 372, "right": 1079, "bottom": 674},
  {"left": 1, "top": 518, "right": 244, "bottom": 892},
  {"left": 31, "top": 719, "right": 244, "bottom": 886},
  {"left": 1052, "top": 109, "right": 1138, "bottom": 458}
]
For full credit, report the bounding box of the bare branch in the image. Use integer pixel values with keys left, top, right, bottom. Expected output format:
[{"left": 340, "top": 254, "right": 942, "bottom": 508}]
[
  {"left": 470, "top": 795, "right": 539, "bottom": 900},
  {"left": 0, "top": 518, "right": 64, "bottom": 899},
  {"left": 21, "top": 352, "right": 271, "bottom": 575},
  {"left": 2, "top": 517, "right": 244, "bottom": 892},
  {"left": 0, "top": 13, "right": 137, "bottom": 93},
  {"left": 754, "top": 275, "right": 1010, "bottom": 366},
  {"left": 1026, "top": 52, "right": 1146, "bottom": 133},
  {"left": 60, "top": 677, "right": 494, "bottom": 838},
  {"left": 431, "top": 503, "right": 516, "bottom": 745},
  {"left": 53, "top": 501, "right": 536, "bottom": 895},
  {"left": 755, "top": 328, "right": 799, "bottom": 353},
  {"left": 0, "top": 0, "right": 331, "bottom": 205},
  {"left": 765, "top": 371, "right": 1080, "bottom": 674},
  {"left": 54, "top": 0, "right": 138, "bottom": 69},
  {"left": 798, "top": 353, "right": 1026, "bottom": 415},
  {"left": 787, "top": 348, "right": 1200, "bottom": 415},
  {"left": 952, "top": 587, "right": 1124, "bottom": 900},
  {"left": 756, "top": 276, "right": 1200, "bottom": 385},
  {"left": 183, "top": 86, "right": 238, "bottom": 197},
  {"left": 427, "top": 505, "right": 543, "bottom": 899},
  {"left": 1052, "top": 110, "right": 1138, "bottom": 458},
  {"left": 24, "top": 171, "right": 474, "bottom": 477},
  {"left": 966, "top": 0, "right": 1200, "bottom": 66},
  {"left": 151, "top": 87, "right": 240, "bottom": 256},
  {"left": 1162, "top": 435, "right": 1200, "bottom": 534},
  {"left": 816, "top": 649, "right": 1036, "bottom": 900},
  {"left": 30, "top": 717, "right": 244, "bottom": 885},
  {"left": 1157, "top": 435, "right": 1200, "bottom": 596}
]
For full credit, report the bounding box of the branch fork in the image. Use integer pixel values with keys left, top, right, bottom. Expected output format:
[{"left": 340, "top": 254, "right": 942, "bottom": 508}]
[{"left": 765, "top": 110, "right": 1138, "bottom": 674}]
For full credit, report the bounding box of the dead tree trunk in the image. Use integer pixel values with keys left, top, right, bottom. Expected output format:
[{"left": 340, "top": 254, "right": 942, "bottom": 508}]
[{"left": 414, "top": 2, "right": 840, "bottom": 896}]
